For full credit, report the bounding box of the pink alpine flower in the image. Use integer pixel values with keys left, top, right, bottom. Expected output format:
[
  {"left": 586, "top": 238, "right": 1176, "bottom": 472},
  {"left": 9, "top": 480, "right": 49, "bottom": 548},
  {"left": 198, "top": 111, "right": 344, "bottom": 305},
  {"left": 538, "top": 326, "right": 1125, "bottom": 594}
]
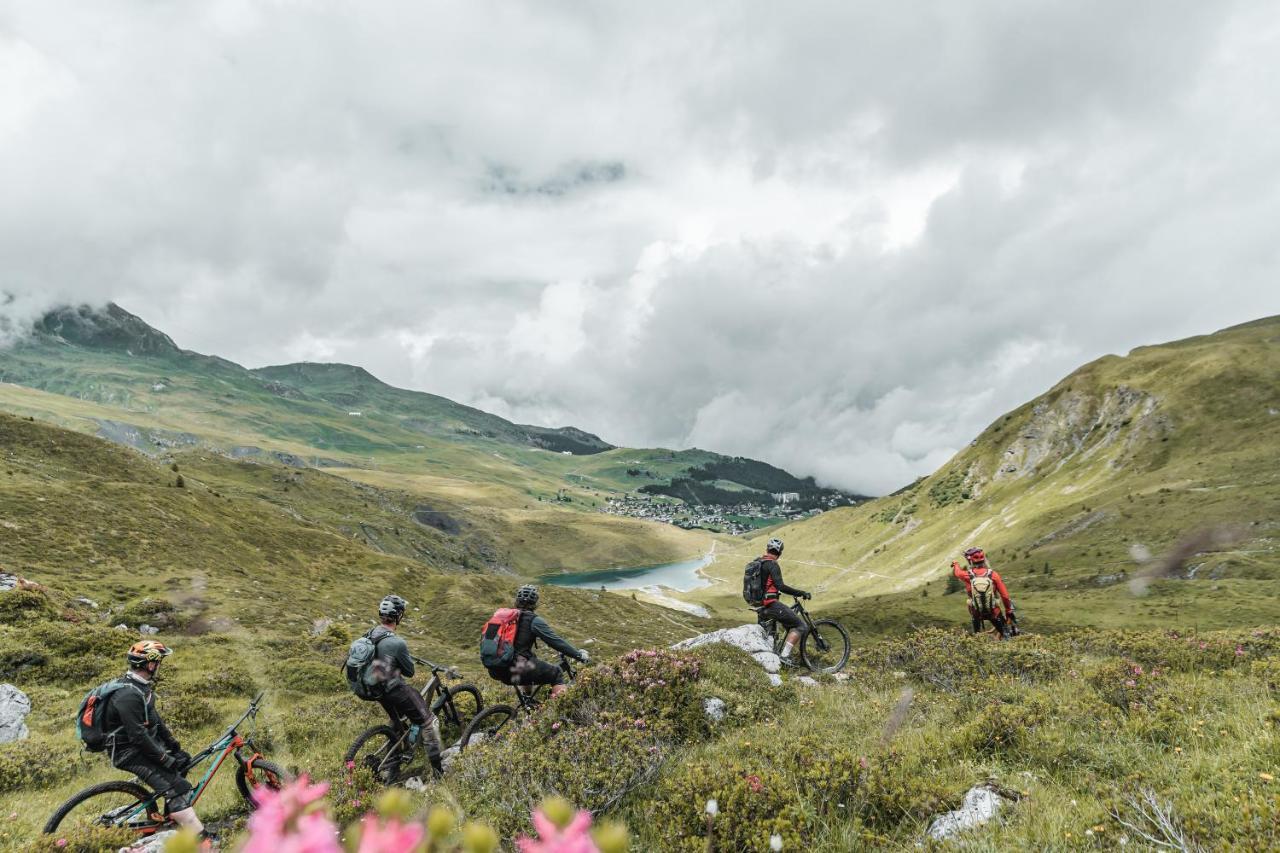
[
  {"left": 517, "top": 807, "right": 599, "bottom": 853},
  {"left": 357, "top": 817, "right": 426, "bottom": 853},
  {"left": 243, "top": 776, "right": 341, "bottom": 853}
]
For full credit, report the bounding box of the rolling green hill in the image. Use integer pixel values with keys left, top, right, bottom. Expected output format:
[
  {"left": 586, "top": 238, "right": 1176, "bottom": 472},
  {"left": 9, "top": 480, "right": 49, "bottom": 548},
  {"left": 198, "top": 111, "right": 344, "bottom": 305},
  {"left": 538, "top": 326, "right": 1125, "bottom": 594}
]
[
  {"left": 2, "top": 316, "right": 1279, "bottom": 850},
  {"left": 692, "top": 316, "right": 1280, "bottom": 629}
]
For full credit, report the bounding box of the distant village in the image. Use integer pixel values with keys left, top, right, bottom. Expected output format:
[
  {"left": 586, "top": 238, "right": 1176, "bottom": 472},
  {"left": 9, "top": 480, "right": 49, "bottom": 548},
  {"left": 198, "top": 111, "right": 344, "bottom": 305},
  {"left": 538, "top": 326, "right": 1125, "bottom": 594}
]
[{"left": 598, "top": 492, "right": 831, "bottom": 535}]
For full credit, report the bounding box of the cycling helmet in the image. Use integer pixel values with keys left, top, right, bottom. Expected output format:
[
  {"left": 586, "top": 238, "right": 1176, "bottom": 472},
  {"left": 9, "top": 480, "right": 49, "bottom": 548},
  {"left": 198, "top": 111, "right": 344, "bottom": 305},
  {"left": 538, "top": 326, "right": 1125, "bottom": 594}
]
[
  {"left": 378, "top": 594, "right": 408, "bottom": 622},
  {"left": 964, "top": 548, "right": 987, "bottom": 568},
  {"left": 126, "top": 640, "right": 172, "bottom": 669},
  {"left": 515, "top": 584, "right": 540, "bottom": 609},
  {"left": 766, "top": 538, "right": 784, "bottom": 556}
]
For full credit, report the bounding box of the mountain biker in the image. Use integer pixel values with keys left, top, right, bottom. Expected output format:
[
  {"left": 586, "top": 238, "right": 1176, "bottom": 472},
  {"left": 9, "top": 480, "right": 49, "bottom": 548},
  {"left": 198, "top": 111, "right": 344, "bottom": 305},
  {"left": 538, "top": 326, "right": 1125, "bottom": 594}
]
[
  {"left": 951, "top": 547, "right": 1016, "bottom": 638},
  {"left": 755, "top": 538, "right": 812, "bottom": 663},
  {"left": 485, "top": 585, "right": 588, "bottom": 699},
  {"left": 366, "top": 595, "right": 443, "bottom": 777},
  {"left": 99, "top": 641, "right": 204, "bottom": 837}
]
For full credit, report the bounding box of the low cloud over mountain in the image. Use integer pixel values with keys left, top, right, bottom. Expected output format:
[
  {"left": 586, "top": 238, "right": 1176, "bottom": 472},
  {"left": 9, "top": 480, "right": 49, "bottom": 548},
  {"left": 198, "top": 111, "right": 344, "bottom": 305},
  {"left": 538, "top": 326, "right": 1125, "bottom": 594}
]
[{"left": 3, "top": 1, "right": 1278, "bottom": 493}]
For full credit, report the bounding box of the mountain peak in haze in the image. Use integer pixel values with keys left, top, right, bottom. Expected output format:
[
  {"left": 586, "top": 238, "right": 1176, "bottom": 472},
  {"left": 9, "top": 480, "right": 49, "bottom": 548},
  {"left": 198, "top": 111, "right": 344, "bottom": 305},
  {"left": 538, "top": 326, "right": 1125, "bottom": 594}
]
[{"left": 35, "top": 303, "right": 180, "bottom": 356}]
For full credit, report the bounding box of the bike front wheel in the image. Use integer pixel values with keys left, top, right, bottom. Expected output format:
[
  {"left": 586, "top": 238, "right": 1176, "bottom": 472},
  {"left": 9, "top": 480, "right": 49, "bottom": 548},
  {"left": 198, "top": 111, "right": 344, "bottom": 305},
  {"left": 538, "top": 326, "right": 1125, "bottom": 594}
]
[
  {"left": 236, "top": 758, "right": 291, "bottom": 807},
  {"left": 44, "top": 780, "right": 157, "bottom": 835},
  {"left": 459, "top": 704, "right": 517, "bottom": 749},
  {"left": 432, "top": 683, "right": 483, "bottom": 747},
  {"left": 802, "top": 619, "right": 851, "bottom": 673}
]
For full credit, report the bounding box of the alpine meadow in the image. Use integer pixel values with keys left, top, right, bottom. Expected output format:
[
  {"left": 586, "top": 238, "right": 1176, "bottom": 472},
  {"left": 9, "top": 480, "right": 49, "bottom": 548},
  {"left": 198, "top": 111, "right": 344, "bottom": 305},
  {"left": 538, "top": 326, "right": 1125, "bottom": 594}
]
[
  {"left": 5, "top": 2, "right": 1280, "bottom": 850},
  {"left": 1, "top": 307, "right": 1278, "bottom": 850}
]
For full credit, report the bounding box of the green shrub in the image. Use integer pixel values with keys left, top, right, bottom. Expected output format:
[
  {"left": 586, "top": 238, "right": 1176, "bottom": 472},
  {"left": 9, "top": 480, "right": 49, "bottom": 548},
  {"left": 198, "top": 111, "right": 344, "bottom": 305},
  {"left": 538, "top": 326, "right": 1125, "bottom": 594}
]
[
  {"left": 651, "top": 760, "right": 807, "bottom": 852},
  {"left": 275, "top": 658, "right": 345, "bottom": 694},
  {"left": 158, "top": 691, "right": 220, "bottom": 734},
  {"left": 173, "top": 660, "right": 257, "bottom": 698},
  {"left": 0, "top": 589, "right": 58, "bottom": 624},
  {"left": 280, "top": 700, "right": 378, "bottom": 753},
  {"left": 0, "top": 738, "right": 82, "bottom": 792},
  {"left": 118, "top": 597, "right": 181, "bottom": 629}
]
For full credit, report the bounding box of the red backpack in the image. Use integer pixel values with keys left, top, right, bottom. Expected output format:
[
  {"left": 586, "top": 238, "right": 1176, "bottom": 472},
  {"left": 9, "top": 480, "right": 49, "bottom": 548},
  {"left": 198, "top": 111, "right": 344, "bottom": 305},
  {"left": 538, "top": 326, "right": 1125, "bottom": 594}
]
[{"left": 479, "top": 608, "right": 522, "bottom": 668}]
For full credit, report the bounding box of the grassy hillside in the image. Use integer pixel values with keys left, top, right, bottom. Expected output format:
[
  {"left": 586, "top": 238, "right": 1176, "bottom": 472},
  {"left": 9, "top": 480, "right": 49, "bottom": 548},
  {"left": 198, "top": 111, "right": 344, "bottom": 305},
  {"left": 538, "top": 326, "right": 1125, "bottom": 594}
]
[
  {"left": 3, "top": 316, "right": 1280, "bottom": 850},
  {"left": 691, "top": 316, "right": 1280, "bottom": 629}
]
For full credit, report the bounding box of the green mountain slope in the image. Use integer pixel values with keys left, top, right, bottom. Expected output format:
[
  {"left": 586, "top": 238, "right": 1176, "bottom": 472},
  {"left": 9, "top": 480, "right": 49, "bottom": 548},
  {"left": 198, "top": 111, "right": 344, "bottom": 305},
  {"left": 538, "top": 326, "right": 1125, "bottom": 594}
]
[{"left": 692, "top": 316, "right": 1280, "bottom": 629}]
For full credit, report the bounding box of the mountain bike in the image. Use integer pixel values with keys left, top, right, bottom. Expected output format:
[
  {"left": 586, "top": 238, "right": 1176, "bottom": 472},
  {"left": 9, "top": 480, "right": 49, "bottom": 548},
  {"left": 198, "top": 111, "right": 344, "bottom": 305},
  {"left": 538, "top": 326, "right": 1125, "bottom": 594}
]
[
  {"left": 344, "top": 657, "right": 482, "bottom": 783},
  {"left": 457, "top": 654, "right": 580, "bottom": 749},
  {"left": 44, "top": 691, "right": 288, "bottom": 836},
  {"left": 760, "top": 597, "right": 851, "bottom": 673}
]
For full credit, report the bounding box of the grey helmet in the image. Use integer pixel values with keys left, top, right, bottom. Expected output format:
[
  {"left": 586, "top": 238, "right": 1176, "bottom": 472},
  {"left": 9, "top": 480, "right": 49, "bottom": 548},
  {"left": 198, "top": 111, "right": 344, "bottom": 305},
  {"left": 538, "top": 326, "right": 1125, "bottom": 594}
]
[
  {"left": 766, "top": 538, "right": 784, "bottom": 556},
  {"left": 378, "top": 594, "right": 408, "bottom": 622},
  {"left": 515, "top": 584, "right": 540, "bottom": 609}
]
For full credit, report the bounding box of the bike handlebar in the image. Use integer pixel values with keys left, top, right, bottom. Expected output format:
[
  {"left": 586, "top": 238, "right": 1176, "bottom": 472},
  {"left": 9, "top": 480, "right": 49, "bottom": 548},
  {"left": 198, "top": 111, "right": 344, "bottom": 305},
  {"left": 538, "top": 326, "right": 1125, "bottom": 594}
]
[{"left": 412, "top": 656, "right": 461, "bottom": 679}]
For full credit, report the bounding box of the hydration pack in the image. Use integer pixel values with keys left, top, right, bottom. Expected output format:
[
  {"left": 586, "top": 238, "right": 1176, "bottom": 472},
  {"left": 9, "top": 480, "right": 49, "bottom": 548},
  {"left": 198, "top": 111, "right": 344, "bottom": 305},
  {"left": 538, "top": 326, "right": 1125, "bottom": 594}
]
[
  {"left": 76, "top": 681, "right": 129, "bottom": 753},
  {"left": 742, "top": 558, "right": 766, "bottom": 607},
  {"left": 968, "top": 571, "right": 997, "bottom": 616},
  {"left": 479, "top": 608, "right": 522, "bottom": 668},
  {"left": 344, "top": 628, "right": 389, "bottom": 700}
]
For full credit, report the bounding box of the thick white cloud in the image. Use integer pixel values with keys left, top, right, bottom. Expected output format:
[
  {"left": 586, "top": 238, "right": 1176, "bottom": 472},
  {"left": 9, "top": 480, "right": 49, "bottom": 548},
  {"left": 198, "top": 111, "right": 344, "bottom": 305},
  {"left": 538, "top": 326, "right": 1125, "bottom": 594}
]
[{"left": 2, "top": 1, "right": 1279, "bottom": 494}]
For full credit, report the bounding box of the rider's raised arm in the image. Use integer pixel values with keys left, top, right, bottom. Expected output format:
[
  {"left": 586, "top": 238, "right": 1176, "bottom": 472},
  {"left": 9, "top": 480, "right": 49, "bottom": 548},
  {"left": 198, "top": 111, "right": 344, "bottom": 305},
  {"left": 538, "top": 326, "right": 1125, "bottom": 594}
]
[{"left": 530, "top": 615, "right": 584, "bottom": 661}]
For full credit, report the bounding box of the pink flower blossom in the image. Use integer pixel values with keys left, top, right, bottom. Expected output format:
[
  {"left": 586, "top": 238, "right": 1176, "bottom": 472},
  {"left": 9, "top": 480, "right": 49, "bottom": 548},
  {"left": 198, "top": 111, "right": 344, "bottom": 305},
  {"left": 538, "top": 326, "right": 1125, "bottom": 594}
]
[
  {"left": 1236, "top": 645, "right": 1246, "bottom": 656},
  {"left": 243, "top": 777, "right": 341, "bottom": 853},
  {"left": 55, "top": 841, "right": 67, "bottom": 849},
  {"left": 346, "top": 761, "right": 356, "bottom": 770},
  {"left": 517, "top": 808, "right": 599, "bottom": 853},
  {"left": 357, "top": 818, "right": 426, "bottom": 853}
]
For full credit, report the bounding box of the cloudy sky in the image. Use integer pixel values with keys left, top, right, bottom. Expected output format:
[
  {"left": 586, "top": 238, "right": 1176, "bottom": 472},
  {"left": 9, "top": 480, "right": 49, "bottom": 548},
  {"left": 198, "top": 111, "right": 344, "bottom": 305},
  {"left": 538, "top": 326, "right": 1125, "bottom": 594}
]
[{"left": 3, "top": 1, "right": 1279, "bottom": 494}]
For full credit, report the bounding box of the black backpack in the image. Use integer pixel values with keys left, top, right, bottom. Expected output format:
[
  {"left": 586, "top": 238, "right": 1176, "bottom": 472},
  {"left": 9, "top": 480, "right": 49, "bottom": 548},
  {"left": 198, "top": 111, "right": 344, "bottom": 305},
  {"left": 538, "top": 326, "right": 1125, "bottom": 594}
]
[
  {"left": 76, "top": 680, "right": 131, "bottom": 753},
  {"left": 742, "top": 558, "right": 766, "bottom": 606}
]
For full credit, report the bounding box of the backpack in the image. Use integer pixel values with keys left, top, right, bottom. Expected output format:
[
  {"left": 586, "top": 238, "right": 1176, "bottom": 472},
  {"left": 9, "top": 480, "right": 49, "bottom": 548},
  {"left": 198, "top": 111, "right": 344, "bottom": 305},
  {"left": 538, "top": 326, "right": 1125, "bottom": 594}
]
[
  {"left": 742, "top": 558, "right": 766, "bottom": 607},
  {"left": 76, "top": 680, "right": 129, "bottom": 753},
  {"left": 968, "top": 570, "right": 997, "bottom": 616},
  {"left": 344, "top": 628, "right": 389, "bottom": 700},
  {"left": 479, "top": 608, "right": 522, "bottom": 668}
]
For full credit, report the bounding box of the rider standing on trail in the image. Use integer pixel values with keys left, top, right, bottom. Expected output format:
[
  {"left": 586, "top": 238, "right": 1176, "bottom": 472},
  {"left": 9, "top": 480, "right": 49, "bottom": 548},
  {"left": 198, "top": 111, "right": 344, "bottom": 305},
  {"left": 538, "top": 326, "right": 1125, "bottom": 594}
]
[
  {"left": 756, "top": 538, "right": 812, "bottom": 662},
  {"left": 102, "top": 641, "right": 204, "bottom": 836},
  {"left": 369, "top": 595, "right": 443, "bottom": 777},
  {"left": 951, "top": 548, "right": 1017, "bottom": 638},
  {"left": 485, "top": 585, "right": 588, "bottom": 698}
]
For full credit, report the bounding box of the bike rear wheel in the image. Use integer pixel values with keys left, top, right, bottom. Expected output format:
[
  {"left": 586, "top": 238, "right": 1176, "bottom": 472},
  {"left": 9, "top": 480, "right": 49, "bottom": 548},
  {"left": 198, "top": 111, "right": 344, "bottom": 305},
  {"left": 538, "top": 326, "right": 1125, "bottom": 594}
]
[
  {"left": 236, "top": 758, "right": 291, "bottom": 807},
  {"left": 345, "top": 725, "right": 408, "bottom": 782},
  {"left": 459, "top": 704, "right": 517, "bottom": 749},
  {"left": 432, "top": 683, "right": 483, "bottom": 747},
  {"left": 44, "top": 780, "right": 157, "bottom": 835},
  {"left": 801, "top": 619, "right": 851, "bottom": 673}
]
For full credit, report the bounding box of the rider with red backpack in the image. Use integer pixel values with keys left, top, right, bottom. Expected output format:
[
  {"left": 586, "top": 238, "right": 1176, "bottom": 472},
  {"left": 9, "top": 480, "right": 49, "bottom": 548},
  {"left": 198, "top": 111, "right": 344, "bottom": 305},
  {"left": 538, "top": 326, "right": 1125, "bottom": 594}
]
[
  {"left": 744, "top": 538, "right": 811, "bottom": 663},
  {"left": 951, "top": 547, "right": 1017, "bottom": 638},
  {"left": 480, "top": 585, "right": 588, "bottom": 698}
]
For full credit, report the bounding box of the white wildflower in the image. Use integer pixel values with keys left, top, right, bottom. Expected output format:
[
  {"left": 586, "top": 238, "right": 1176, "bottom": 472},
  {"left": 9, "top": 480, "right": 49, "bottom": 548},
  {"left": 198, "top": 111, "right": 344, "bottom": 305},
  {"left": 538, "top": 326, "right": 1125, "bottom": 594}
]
[
  {"left": 705, "top": 799, "right": 718, "bottom": 817},
  {"left": 770, "top": 834, "right": 783, "bottom": 851}
]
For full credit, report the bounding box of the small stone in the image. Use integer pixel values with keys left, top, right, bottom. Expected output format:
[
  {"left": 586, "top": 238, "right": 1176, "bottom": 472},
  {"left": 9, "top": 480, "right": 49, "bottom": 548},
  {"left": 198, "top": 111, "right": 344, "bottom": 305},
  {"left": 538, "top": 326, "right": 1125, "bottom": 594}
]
[
  {"left": 797, "top": 676, "right": 818, "bottom": 687},
  {"left": 703, "top": 697, "right": 727, "bottom": 722},
  {"left": 767, "top": 673, "right": 783, "bottom": 687},
  {"left": 0, "top": 684, "right": 31, "bottom": 743},
  {"left": 927, "top": 786, "right": 1008, "bottom": 841},
  {"left": 114, "top": 623, "right": 130, "bottom": 631},
  {"left": 72, "top": 596, "right": 100, "bottom": 609},
  {"left": 139, "top": 624, "right": 159, "bottom": 636},
  {"left": 118, "top": 829, "right": 178, "bottom": 852},
  {"left": 833, "top": 672, "right": 850, "bottom": 682},
  {"left": 752, "top": 652, "right": 782, "bottom": 673},
  {"left": 404, "top": 777, "right": 427, "bottom": 791}
]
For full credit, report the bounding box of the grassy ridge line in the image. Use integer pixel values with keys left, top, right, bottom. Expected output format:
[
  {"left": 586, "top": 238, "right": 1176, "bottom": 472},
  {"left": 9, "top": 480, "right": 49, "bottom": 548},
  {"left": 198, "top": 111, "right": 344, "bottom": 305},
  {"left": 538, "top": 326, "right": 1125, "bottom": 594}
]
[
  {"left": 0, "top": 384, "right": 713, "bottom": 575},
  {"left": 687, "top": 316, "right": 1280, "bottom": 624}
]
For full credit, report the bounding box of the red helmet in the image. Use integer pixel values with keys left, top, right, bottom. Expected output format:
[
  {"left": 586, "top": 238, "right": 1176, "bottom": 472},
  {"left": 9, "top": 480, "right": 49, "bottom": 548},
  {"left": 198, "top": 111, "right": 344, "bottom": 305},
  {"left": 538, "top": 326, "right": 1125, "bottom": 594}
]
[{"left": 964, "top": 548, "right": 987, "bottom": 567}]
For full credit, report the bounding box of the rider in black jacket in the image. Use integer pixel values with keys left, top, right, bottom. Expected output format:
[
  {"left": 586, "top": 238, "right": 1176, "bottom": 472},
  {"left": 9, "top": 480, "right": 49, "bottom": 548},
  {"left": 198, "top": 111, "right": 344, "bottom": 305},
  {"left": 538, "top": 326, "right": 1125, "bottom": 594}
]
[
  {"left": 103, "top": 640, "right": 203, "bottom": 835},
  {"left": 755, "top": 539, "right": 811, "bottom": 663}
]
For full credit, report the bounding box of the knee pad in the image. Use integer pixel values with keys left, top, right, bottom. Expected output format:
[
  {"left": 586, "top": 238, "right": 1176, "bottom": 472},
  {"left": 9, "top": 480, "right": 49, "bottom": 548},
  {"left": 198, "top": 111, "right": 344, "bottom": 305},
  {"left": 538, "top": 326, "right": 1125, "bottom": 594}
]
[{"left": 163, "top": 780, "right": 196, "bottom": 814}]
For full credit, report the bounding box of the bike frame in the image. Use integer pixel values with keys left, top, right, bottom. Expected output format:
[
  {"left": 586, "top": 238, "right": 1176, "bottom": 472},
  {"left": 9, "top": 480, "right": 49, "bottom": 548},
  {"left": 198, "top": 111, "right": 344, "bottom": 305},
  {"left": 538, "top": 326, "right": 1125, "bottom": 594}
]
[
  {"left": 512, "top": 655, "right": 575, "bottom": 711},
  {"left": 113, "top": 692, "right": 268, "bottom": 827}
]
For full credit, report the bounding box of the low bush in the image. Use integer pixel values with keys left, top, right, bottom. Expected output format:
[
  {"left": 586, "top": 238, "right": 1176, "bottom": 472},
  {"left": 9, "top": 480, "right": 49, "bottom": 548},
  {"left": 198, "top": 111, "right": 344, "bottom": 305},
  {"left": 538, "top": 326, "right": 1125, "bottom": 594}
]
[
  {"left": 118, "top": 597, "right": 182, "bottom": 630},
  {"left": 0, "top": 738, "right": 83, "bottom": 793},
  {"left": 652, "top": 760, "right": 806, "bottom": 852},
  {"left": 158, "top": 691, "right": 220, "bottom": 734},
  {"left": 0, "top": 589, "right": 58, "bottom": 624}
]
